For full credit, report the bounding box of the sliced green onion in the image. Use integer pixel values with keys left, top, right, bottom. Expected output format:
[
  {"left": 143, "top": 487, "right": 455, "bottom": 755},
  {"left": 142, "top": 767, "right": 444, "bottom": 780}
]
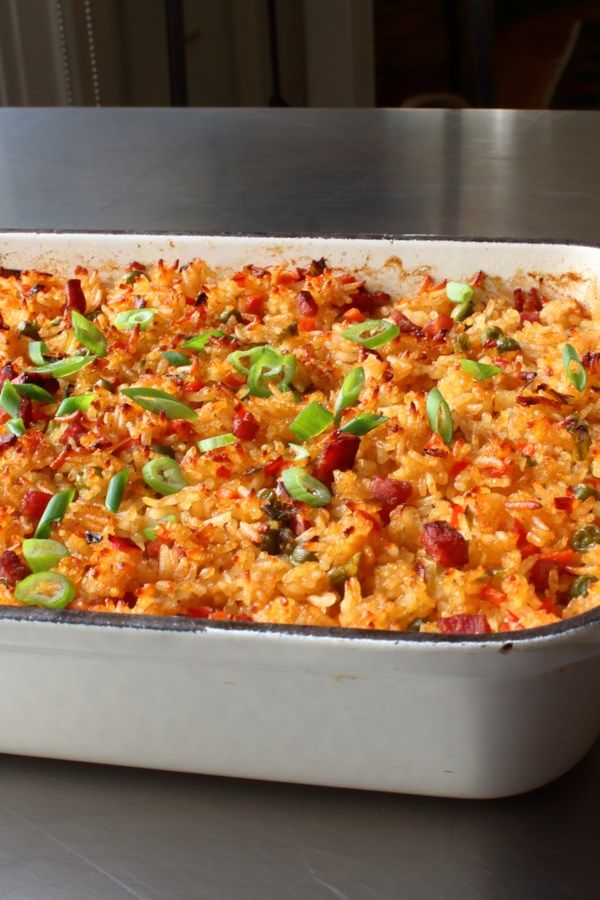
[
  {"left": 289, "top": 442, "right": 310, "bottom": 460},
  {"left": 55, "top": 393, "right": 95, "bottom": 417},
  {"left": 161, "top": 350, "right": 190, "bottom": 367},
  {"left": 569, "top": 575, "right": 598, "bottom": 599},
  {"left": 13, "top": 383, "right": 56, "bottom": 404},
  {"left": 105, "top": 467, "right": 131, "bottom": 513},
  {"left": 333, "top": 366, "right": 365, "bottom": 422},
  {"left": 34, "top": 489, "right": 75, "bottom": 539},
  {"left": 182, "top": 329, "right": 225, "bottom": 351},
  {"left": 142, "top": 514, "right": 177, "bottom": 541},
  {"left": 22, "top": 538, "right": 69, "bottom": 573},
  {"left": 113, "top": 309, "right": 156, "bottom": 332},
  {"left": 227, "top": 345, "right": 279, "bottom": 375},
  {"left": 247, "top": 351, "right": 297, "bottom": 398},
  {"left": 0, "top": 380, "right": 21, "bottom": 417},
  {"left": 426, "top": 387, "right": 453, "bottom": 445},
  {"left": 446, "top": 282, "right": 474, "bottom": 304},
  {"left": 120, "top": 387, "right": 197, "bottom": 420},
  {"left": 339, "top": 413, "right": 388, "bottom": 435},
  {"left": 247, "top": 356, "right": 279, "bottom": 398},
  {"left": 28, "top": 341, "right": 49, "bottom": 365},
  {"left": 342, "top": 319, "right": 399, "bottom": 349},
  {"left": 14, "top": 571, "right": 75, "bottom": 609},
  {"left": 32, "top": 355, "right": 96, "bottom": 378},
  {"left": 460, "top": 359, "right": 501, "bottom": 381},
  {"left": 278, "top": 354, "right": 297, "bottom": 392},
  {"left": 281, "top": 467, "right": 331, "bottom": 507},
  {"left": 70, "top": 310, "right": 107, "bottom": 357},
  {"left": 124, "top": 269, "right": 148, "bottom": 285},
  {"left": 142, "top": 456, "right": 187, "bottom": 495},
  {"left": 562, "top": 344, "right": 586, "bottom": 392},
  {"left": 6, "top": 417, "right": 25, "bottom": 436},
  {"left": 290, "top": 401, "right": 333, "bottom": 442},
  {"left": 197, "top": 433, "right": 236, "bottom": 453},
  {"left": 451, "top": 301, "right": 473, "bottom": 323}
]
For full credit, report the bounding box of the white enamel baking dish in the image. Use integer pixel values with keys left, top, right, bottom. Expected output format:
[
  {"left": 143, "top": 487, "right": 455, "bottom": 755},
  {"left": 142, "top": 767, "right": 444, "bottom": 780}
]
[{"left": 1, "top": 232, "right": 599, "bottom": 799}]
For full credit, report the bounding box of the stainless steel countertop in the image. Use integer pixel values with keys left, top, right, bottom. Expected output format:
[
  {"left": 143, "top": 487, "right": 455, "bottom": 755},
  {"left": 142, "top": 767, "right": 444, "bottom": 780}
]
[{"left": 0, "top": 108, "right": 599, "bottom": 900}]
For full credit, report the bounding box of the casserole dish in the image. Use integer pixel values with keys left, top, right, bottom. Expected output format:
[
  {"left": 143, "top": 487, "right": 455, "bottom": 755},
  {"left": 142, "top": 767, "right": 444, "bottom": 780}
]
[{"left": 0, "top": 231, "right": 599, "bottom": 799}]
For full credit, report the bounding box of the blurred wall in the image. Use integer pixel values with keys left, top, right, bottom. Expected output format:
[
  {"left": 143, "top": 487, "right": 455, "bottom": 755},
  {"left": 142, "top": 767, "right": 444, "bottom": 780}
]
[{"left": 0, "top": 0, "right": 375, "bottom": 107}]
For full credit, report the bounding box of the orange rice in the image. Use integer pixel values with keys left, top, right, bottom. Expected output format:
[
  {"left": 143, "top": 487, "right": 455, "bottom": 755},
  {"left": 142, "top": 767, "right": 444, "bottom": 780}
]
[{"left": 0, "top": 256, "right": 599, "bottom": 634}]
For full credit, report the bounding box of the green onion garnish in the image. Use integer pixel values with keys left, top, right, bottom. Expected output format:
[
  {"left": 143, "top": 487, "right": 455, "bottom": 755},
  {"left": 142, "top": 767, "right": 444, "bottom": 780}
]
[
  {"left": 13, "top": 383, "right": 56, "bottom": 404},
  {"left": 0, "top": 380, "right": 21, "bottom": 417},
  {"left": 289, "top": 443, "right": 310, "bottom": 460},
  {"left": 32, "top": 355, "right": 97, "bottom": 378},
  {"left": 6, "top": 417, "right": 25, "bottom": 436},
  {"left": 247, "top": 351, "right": 297, "bottom": 397},
  {"left": 459, "top": 359, "right": 501, "bottom": 381},
  {"left": 562, "top": 344, "right": 586, "bottom": 392},
  {"left": 290, "top": 401, "right": 333, "bottom": 442},
  {"left": 161, "top": 350, "right": 190, "bottom": 367},
  {"left": 446, "top": 282, "right": 474, "bottom": 304},
  {"left": 120, "top": 387, "right": 197, "bottom": 420},
  {"left": 339, "top": 413, "right": 388, "bottom": 435},
  {"left": 14, "top": 571, "right": 75, "bottom": 609},
  {"left": 105, "top": 467, "right": 131, "bottom": 513},
  {"left": 113, "top": 309, "right": 157, "bottom": 332},
  {"left": 142, "top": 514, "right": 177, "bottom": 541},
  {"left": 197, "top": 433, "right": 236, "bottom": 453},
  {"left": 22, "top": 538, "right": 69, "bottom": 572},
  {"left": 55, "top": 393, "right": 95, "bottom": 417},
  {"left": 70, "top": 310, "right": 107, "bottom": 357},
  {"left": 182, "top": 329, "right": 225, "bottom": 351},
  {"left": 333, "top": 366, "right": 365, "bottom": 423},
  {"left": 28, "top": 341, "right": 49, "bottom": 365},
  {"left": 281, "top": 467, "right": 331, "bottom": 508},
  {"left": 142, "top": 456, "right": 187, "bottom": 496},
  {"left": 426, "top": 387, "right": 453, "bottom": 445},
  {"left": 34, "top": 489, "right": 75, "bottom": 539},
  {"left": 228, "top": 346, "right": 279, "bottom": 375},
  {"left": 124, "top": 270, "right": 148, "bottom": 285},
  {"left": 342, "top": 319, "right": 400, "bottom": 349}
]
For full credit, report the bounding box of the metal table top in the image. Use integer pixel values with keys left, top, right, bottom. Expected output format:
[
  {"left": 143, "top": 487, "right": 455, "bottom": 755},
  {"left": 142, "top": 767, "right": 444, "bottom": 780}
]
[{"left": 0, "top": 108, "right": 599, "bottom": 900}]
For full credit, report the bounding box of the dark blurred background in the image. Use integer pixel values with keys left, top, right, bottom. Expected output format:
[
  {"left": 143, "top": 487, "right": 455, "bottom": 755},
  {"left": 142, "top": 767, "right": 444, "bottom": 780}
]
[{"left": 1, "top": 0, "right": 599, "bottom": 109}]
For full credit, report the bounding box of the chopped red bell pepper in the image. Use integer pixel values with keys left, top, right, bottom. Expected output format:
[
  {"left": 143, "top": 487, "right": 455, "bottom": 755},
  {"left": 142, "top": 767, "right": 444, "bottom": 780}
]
[
  {"left": 233, "top": 404, "right": 259, "bottom": 440},
  {"left": 65, "top": 278, "right": 86, "bottom": 316},
  {"left": 21, "top": 489, "right": 53, "bottom": 520}
]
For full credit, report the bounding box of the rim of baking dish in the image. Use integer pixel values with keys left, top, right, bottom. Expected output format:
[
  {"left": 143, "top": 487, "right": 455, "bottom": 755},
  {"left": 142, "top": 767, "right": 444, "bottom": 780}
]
[
  {"left": 0, "top": 230, "right": 599, "bottom": 644},
  {"left": 0, "top": 228, "right": 599, "bottom": 247}
]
